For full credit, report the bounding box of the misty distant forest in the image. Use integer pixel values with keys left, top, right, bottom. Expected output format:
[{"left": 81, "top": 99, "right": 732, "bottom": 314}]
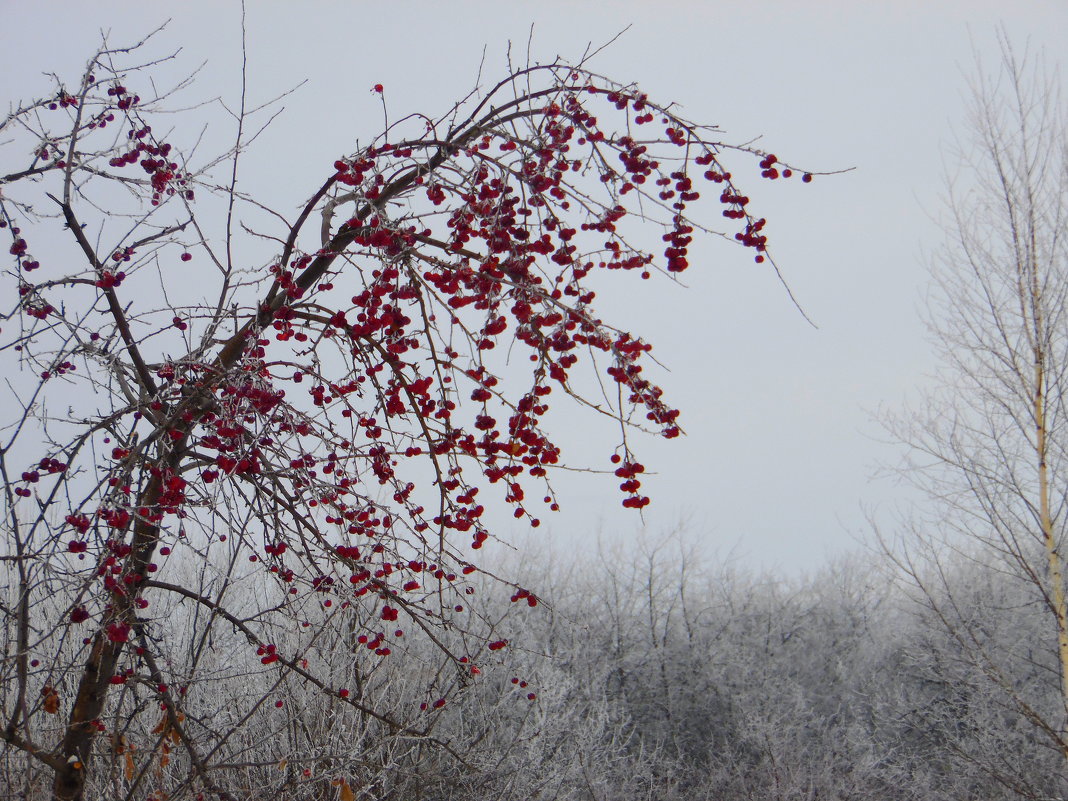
[
  {"left": 163, "top": 537, "right": 1066, "bottom": 801},
  {"left": 9, "top": 533, "right": 1063, "bottom": 800}
]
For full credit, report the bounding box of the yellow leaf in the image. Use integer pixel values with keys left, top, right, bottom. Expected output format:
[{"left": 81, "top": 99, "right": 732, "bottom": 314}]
[
  {"left": 340, "top": 780, "right": 355, "bottom": 801},
  {"left": 124, "top": 751, "right": 135, "bottom": 781},
  {"left": 277, "top": 758, "right": 288, "bottom": 771}
]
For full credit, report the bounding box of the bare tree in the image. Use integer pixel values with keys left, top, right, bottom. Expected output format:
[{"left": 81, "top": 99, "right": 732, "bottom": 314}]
[
  {"left": 0, "top": 25, "right": 819, "bottom": 801},
  {"left": 885, "top": 34, "right": 1068, "bottom": 798}
]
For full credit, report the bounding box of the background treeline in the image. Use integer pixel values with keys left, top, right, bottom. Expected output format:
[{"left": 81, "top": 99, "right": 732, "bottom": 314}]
[
  {"left": 435, "top": 537, "right": 1066, "bottom": 801},
  {"left": 6, "top": 534, "right": 1062, "bottom": 801}
]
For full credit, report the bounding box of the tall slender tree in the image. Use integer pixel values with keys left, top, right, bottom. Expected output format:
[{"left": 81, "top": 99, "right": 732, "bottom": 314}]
[{"left": 886, "top": 36, "right": 1068, "bottom": 798}]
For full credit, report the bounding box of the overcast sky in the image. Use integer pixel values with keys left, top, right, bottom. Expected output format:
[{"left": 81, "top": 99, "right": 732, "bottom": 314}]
[{"left": 3, "top": 1, "right": 1066, "bottom": 573}]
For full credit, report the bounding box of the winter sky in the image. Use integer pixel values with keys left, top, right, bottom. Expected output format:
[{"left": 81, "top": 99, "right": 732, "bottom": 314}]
[{"left": 3, "top": 0, "right": 1067, "bottom": 573}]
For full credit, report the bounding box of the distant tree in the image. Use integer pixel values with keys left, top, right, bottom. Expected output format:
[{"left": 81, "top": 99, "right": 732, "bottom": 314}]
[
  {"left": 0, "top": 27, "right": 815, "bottom": 801},
  {"left": 538, "top": 534, "right": 899, "bottom": 801},
  {"left": 885, "top": 36, "right": 1068, "bottom": 799}
]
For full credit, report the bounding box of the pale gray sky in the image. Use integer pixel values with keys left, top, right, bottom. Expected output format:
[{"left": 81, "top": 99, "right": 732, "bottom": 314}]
[{"left": 3, "top": 0, "right": 1066, "bottom": 572}]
